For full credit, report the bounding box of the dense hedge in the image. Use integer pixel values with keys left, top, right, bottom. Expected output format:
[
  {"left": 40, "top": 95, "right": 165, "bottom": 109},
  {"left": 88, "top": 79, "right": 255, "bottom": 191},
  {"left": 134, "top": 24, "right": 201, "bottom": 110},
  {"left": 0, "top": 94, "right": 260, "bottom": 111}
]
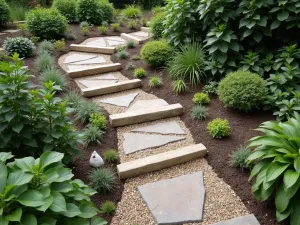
[
  {"left": 110, "top": 0, "right": 164, "bottom": 9},
  {"left": 0, "top": 0, "right": 10, "bottom": 25},
  {"left": 52, "top": 0, "right": 77, "bottom": 22}
]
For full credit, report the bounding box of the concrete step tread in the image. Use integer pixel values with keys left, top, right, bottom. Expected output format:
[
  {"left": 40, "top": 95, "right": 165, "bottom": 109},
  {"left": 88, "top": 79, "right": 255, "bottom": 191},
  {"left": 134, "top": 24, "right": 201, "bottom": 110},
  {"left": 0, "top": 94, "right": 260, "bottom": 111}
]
[
  {"left": 70, "top": 44, "right": 115, "bottom": 54},
  {"left": 121, "top": 33, "right": 150, "bottom": 44},
  {"left": 67, "top": 63, "right": 121, "bottom": 78}
]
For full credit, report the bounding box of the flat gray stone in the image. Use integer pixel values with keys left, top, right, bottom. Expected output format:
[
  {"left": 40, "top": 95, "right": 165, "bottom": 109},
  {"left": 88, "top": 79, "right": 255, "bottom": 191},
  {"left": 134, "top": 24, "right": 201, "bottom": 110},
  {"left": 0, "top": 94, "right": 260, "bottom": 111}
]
[
  {"left": 138, "top": 172, "right": 205, "bottom": 224},
  {"left": 97, "top": 74, "right": 118, "bottom": 80},
  {"left": 127, "top": 99, "right": 169, "bottom": 112},
  {"left": 123, "top": 133, "right": 185, "bottom": 154},
  {"left": 85, "top": 38, "right": 107, "bottom": 47},
  {"left": 64, "top": 53, "right": 97, "bottom": 63},
  {"left": 99, "top": 93, "right": 138, "bottom": 107},
  {"left": 105, "top": 36, "right": 126, "bottom": 42},
  {"left": 69, "top": 56, "right": 106, "bottom": 65},
  {"left": 3, "top": 29, "right": 20, "bottom": 33},
  {"left": 210, "top": 214, "right": 260, "bottom": 225},
  {"left": 79, "top": 79, "right": 118, "bottom": 88},
  {"left": 133, "top": 31, "right": 149, "bottom": 37},
  {"left": 106, "top": 40, "right": 125, "bottom": 46},
  {"left": 132, "top": 121, "right": 185, "bottom": 135}
]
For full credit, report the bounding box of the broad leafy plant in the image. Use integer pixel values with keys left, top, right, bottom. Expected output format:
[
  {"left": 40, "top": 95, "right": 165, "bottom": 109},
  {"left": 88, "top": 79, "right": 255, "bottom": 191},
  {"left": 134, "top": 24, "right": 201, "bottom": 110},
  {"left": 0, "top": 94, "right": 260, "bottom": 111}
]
[
  {"left": 0, "top": 151, "right": 107, "bottom": 225},
  {"left": 247, "top": 113, "right": 300, "bottom": 225}
]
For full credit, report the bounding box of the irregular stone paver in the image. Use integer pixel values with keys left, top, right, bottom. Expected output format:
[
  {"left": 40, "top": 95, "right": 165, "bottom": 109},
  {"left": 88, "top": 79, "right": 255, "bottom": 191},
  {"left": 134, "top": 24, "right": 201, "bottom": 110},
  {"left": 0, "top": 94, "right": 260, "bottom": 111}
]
[
  {"left": 99, "top": 93, "right": 138, "bottom": 107},
  {"left": 64, "top": 53, "right": 96, "bottom": 63},
  {"left": 133, "top": 31, "right": 150, "bottom": 37},
  {"left": 96, "top": 74, "right": 118, "bottom": 80},
  {"left": 105, "top": 36, "right": 126, "bottom": 42},
  {"left": 106, "top": 40, "right": 125, "bottom": 46},
  {"left": 123, "top": 133, "right": 185, "bottom": 154},
  {"left": 137, "top": 172, "right": 205, "bottom": 225},
  {"left": 3, "top": 29, "right": 20, "bottom": 33},
  {"left": 127, "top": 99, "right": 169, "bottom": 112},
  {"left": 132, "top": 121, "right": 186, "bottom": 135},
  {"left": 85, "top": 38, "right": 107, "bottom": 47},
  {"left": 79, "top": 79, "right": 118, "bottom": 88},
  {"left": 67, "top": 64, "right": 99, "bottom": 71},
  {"left": 210, "top": 214, "right": 260, "bottom": 225},
  {"left": 69, "top": 56, "right": 106, "bottom": 65}
]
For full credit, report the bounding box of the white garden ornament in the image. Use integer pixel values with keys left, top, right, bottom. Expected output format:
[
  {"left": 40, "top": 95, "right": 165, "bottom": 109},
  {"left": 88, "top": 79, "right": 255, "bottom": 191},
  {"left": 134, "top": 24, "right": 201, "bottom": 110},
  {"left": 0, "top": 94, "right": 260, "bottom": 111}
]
[{"left": 89, "top": 151, "right": 104, "bottom": 167}]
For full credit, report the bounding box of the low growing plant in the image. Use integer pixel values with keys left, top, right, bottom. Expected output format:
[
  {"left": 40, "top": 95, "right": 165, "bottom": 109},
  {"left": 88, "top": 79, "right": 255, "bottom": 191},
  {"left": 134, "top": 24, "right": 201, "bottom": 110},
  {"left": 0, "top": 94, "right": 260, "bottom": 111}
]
[
  {"left": 38, "top": 40, "right": 54, "bottom": 55},
  {"left": 141, "top": 17, "right": 147, "bottom": 26},
  {"left": 89, "top": 167, "right": 118, "bottom": 194},
  {"left": 30, "top": 36, "right": 40, "bottom": 45},
  {"left": 111, "top": 23, "right": 120, "bottom": 32},
  {"left": 203, "top": 81, "right": 218, "bottom": 95},
  {"left": 172, "top": 79, "right": 188, "bottom": 95},
  {"left": 98, "top": 25, "right": 108, "bottom": 34},
  {"left": 193, "top": 92, "right": 210, "bottom": 105},
  {"left": 53, "top": 39, "right": 66, "bottom": 52},
  {"left": 125, "top": 62, "right": 135, "bottom": 71},
  {"left": 90, "top": 113, "right": 107, "bottom": 130},
  {"left": 127, "top": 40, "right": 135, "bottom": 49},
  {"left": 81, "top": 27, "right": 89, "bottom": 36},
  {"left": 117, "top": 50, "right": 129, "bottom": 59},
  {"left": 149, "top": 76, "right": 163, "bottom": 88},
  {"left": 83, "top": 125, "right": 104, "bottom": 146},
  {"left": 191, "top": 105, "right": 207, "bottom": 120},
  {"left": 100, "top": 201, "right": 116, "bottom": 216},
  {"left": 40, "top": 68, "right": 66, "bottom": 89},
  {"left": 65, "top": 91, "right": 84, "bottom": 108},
  {"left": 3, "top": 37, "right": 35, "bottom": 58},
  {"left": 231, "top": 146, "right": 253, "bottom": 171},
  {"left": 128, "top": 19, "right": 137, "bottom": 29},
  {"left": 103, "top": 149, "right": 119, "bottom": 163},
  {"left": 35, "top": 51, "right": 55, "bottom": 72},
  {"left": 131, "top": 55, "right": 140, "bottom": 60},
  {"left": 207, "top": 118, "right": 230, "bottom": 139},
  {"left": 134, "top": 68, "right": 147, "bottom": 78},
  {"left": 75, "top": 100, "right": 101, "bottom": 123}
]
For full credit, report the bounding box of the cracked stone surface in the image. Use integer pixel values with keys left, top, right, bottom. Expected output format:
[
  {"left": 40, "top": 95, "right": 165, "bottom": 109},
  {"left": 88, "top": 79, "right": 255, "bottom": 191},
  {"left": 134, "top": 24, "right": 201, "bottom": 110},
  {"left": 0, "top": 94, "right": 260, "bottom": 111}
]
[
  {"left": 123, "top": 133, "right": 185, "bottom": 154},
  {"left": 210, "top": 214, "right": 260, "bottom": 225},
  {"left": 64, "top": 53, "right": 96, "bottom": 63},
  {"left": 137, "top": 172, "right": 205, "bottom": 225},
  {"left": 132, "top": 121, "right": 186, "bottom": 135},
  {"left": 99, "top": 93, "right": 138, "bottom": 107},
  {"left": 127, "top": 99, "right": 169, "bottom": 112},
  {"left": 69, "top": 56, "right": 106, "bottom": 65},
  {"left": 79, "top": 79, "right": 118, "bottom": 88}
]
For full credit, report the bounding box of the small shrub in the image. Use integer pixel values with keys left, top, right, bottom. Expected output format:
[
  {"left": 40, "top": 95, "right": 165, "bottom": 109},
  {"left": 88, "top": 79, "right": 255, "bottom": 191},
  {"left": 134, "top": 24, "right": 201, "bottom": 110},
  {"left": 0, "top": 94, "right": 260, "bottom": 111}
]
[
  {"left": 98, "top": 25, "right": 108, "bottom": 35},
  {"left": 191, "top": 105, "right": 207, "bottom": 120},
  {"left": 100, "top": 201, "right": 116, "bottom": 216},
  {"left": 75, "top": 100, "right": 101, "bottom": 123},
  {"left": 203, "top": 81, "right": 218, "bottom": 95},
  {"left": 26, "top": 8, "right": 68, "bottom": 39},
  {"left": 218, "top": 71, "right": 267, "bottom": 112},
  {"left": 141, "top": 40, "right": 173, "bottom": 67},
  {"left": 3, "top": 37, "right": 35, "bottom": 58},
  {"left": 90, "top": 113, "right": 107, "bottom": 130},
  {"left": 230, "top": 146, "right": 253, "bottom": 171},
  {"left": 38, "top": 40, "right": 54, "bottom": 55},
  {"left": 150, "top": 13, "right": 164, "bottom": 40},
  {"left": 131, "top": 55, "right": 140, "bottom": 60},
  {"left": 40, "top": 68, "right": 66, "bottom": 89},
  {"left": 52, "top": 0, "right": 77, "bottom": 22},
  {"left": 149, "top": 76, "right": 163, "bottom": 88},
  {"left": 193, "top": 92, "right": 210, "bottom": 105},
  {"left": 152, "top": 6, "right": 163, "bottom": 15},
  {"left": 102, "top": 21, "right": 108, "bottom": 26},
  {"left": 103, "top": 149, "right": 119, "bottom": 163},
  {"left": 65, "top": 91, "right": 84, "bottom": 108},
  {"left": 134, "top": 68, "right": 146, "bottom": 78},
  {"left": 81, "top": 27, "right": 89, "bottom": 36},
  {"left": 127, "top": 40, "right": 135, "bottom": 49},
  {"left": 116, "top": 45, "right": 125, "bottom": 52},
  {"left": 118, "top": 16, "right": 125, "bottom": 26},
  {"left": 125, "top": 62, "right": 135, "bottom": 71},
  {"left": 172, "top": 79, "right": 188, "bottom": 95},
  {"left": 89, "top": 167, "right": 118, "bottom": 193},
  {"left": 77, "top": 0, "right": 103, "bottom": 24},
  {"left": 128, "top": 19, "right": 137, "bottom": 29},
  {"left": 207, "top": 118, "right": 230, "bottom": 139},
  {"left": 111, "top": 23, "right": 120, "bottom": 32},
  {"left": 30, "top": 36, "right": 40, "bottom": 45},
  {"left": 122, "top": 4, "right": 141, "bottom": 19},
  {"left": 98, "top": 0, "right": 114, "bottom": 23},
  {"left": 80, "top": 21, "right": 89, "bottom": 28},
  {"left": 17, "top": 23, "right": 26, "bottom": 35},
  {"left": 35, "top": 52, "right": 55, "bottom": 72},
  {"left": 117, "top": 50, "right": 129, "bottom": 59},
  {"left": 53, "top": 39, "right": 66, "bottom": 51},
  {"left": 83, "top": 125, "right": 104, "bottom": 145},
  {"left": 141, "top": 17, "right": 147, "bottom": 26},
  {"left": 0, "top": 0, "right": 9, "bottom": 25},
  {"left": 65, "top": 31, "right": 77, "bottom": 40}
]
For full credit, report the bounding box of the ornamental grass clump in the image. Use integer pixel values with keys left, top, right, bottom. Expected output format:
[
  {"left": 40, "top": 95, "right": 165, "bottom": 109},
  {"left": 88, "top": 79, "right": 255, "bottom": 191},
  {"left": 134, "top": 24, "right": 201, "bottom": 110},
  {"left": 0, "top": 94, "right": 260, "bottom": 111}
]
[
  {"left": 149, "top": 76, "right": 163, "bottom": 88},
  {"left": 75, "top": 100, "right": 101, "bottom": 123},
  {"left": 38, "top": 40, "right": 54, "bottom": 55},
  {"left": 100, "top": 201, "right": 116, "bottom": 216},
  {"left": 231, "top": 146, "right": 253, "bottom": 171},
  {"left": 191, "top": 105, "right": 207, "bottom": 120},
  {"left": 35, "top": 51, "right": 55, "bottom": 72},
  {"left": 89, "top": 167, "right": 118, "bottom": 193},
  {"left": 40, "top": 68, "right": 66, "bottom": 89},
  {"left": 83, "top": 125, "right": 105, "bottom": 145},
  {"left": 103, "top": 149, "right": 119, "bottom": 163},
  {"left": 172, "top": 79, "right": 188, "bottom": 95}
]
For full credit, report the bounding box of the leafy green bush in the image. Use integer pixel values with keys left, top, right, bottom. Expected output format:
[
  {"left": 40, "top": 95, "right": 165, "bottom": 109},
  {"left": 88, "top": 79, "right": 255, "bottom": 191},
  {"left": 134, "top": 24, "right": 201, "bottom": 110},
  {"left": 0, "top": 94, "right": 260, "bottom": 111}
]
[
  {"left": 77, "top": 0, "right": 102, "bottom": 24},
  {"left": 152, "top": 5, "right": 163, "bottom": 15},
  {"left": 80, "top": 21, "right": 90, "bottom": 28},
  {"left": 168, "top": 42, "right": 206, "bottom": 87},
  {"left": 117, "top": 50, "right": 129, "bottom": 59},
  {"left": 99, "top": 0, "right": 114, "bottom": 23},
  {"left": 191, "top": 105, "right": 207, "bottom": 120},
  {"left": 203, "top": 81, "right": 218, "bottom": 95},
  {"left": 38, "top": 40, "right": 54, "bottom": 55},
  {"left": 89, "top": 167, "right": 118, "bottom": 194},
  {"left": 83, "top": 125, "right": 104, "bottom": 145},
  {"left": 98, "top": 25, "right": 108, "bottom": 34},
  {"left": 247, "top": 112, "right": 300, "bottom": 225},
  {"left": 40, "top": 68, "right": 66, "bottom": 89},
  {"left": 134, "top": 68, "right": 146, "bottom": 78},
  {"left": 0, "top": 151, "right": 106, "bottom": 224},
  {"left": 231, "top": 146, "right": 253, "bottom": 171},
  {"left": 0, "top": 55, "right": 83, "bottom": 164},
  {"left": 150, "top": 12, "right": 164, "bottom": 40},
  {"left": 141, "top": 40, "right": 173, "bottom": 67},
  {"left": 207, "top": 118, "right": 230, "bottom": 139},
  {"left": 35, "top": 51, "right": 55, "bottom": 72},
  {"left": 131, "top": 55, "right": 140, "bottom": 60},
  {"left": 127, "top": 40, "right": 135, "bottom": 49},
  {"left": 100, "top": 201, "right": 116, "bottom": 216},
  {"left": 75, "top": 101, "right": 101, "bottom": 123},
  {"left": 149, "top": 76, "right": 163, "bottom": 88},
  {"left": 122, "top": 4, "right": 141, "bottom": 18},
  {"left": 52, "top": 0, "right": 77, "bottom": 22},
  {"left": 128, "top": 19, "right": 137, "bottom": 29},
  {"left": 90, "top": 113, "right": 107, "bottom": 130},
  {"left": 111, "top": 22, "right": 120, "bottom": 31},
  {"left": 81, "top": 27, "right": 89, "bottom": 36},
  {"left": 0, "top": 0, "right": 9, "bottom": 24},
  {"left": 172, "top": 79, "right": 188, "bottom": 95},
  {"left": 26, "top": 8, "right": 68, "bottom": 39},
  {"left": 65, "top": 91, "right": 84, "bottom": 108},
  {"left": 193, "top": 92, "right": 210, "bottom": 105},
  {"left": 103, "top": 149, "right": 119, "bottom": 163},
  {"left": 218, "top": 71, "right": 267, "bottom": 112},
  {"left": 53, "top": 39, "right": 66, "bottom": 52},
  {"left": 3, "top": 37, "right": 35, "bottom": 58}
]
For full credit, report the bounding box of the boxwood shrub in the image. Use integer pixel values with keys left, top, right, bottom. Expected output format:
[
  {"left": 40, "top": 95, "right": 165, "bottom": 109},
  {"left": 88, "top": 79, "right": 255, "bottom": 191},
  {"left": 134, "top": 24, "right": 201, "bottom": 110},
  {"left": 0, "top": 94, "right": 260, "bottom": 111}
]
[
  {"left": 77, "top": 0, "right": 110, "bottom": 25},
  {"left": 52, "top": 0, "right": 77, "bottom": 22},
  {"left": 150, "top": 12, "right": 165, "bottom": 40},
  {"left": 0, "top": 0, "right": 9, "bottom": 25}
]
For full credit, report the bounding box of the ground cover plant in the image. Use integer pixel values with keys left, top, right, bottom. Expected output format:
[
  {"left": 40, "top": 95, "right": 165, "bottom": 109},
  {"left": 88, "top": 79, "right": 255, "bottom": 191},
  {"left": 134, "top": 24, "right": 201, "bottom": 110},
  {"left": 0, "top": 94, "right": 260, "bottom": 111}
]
[
  {"left": 193, "top": 92, "right": 210, "bottom": 105},
  {"left": 122, "top": 4, "right": 141, "bottom": 19},
  {"left": 134, "top": 68, "right": 146, "bottom": 78},
  {"left": 89, "top": 167, "right": 118, "bottom": 194},
  {"left": 172, "top": 79, "right": 188, "bottom": 95},
  {"left": 103, "top": 149, "right": 119, "bottom": 164},
  {"left": 191, "top": 105, "right": 207, "bottom": 120},
  {"left": 3, "top": 37, "right": 35, "bottom": 58},
  {"left": 207, "top": 118, "right": 230, "bottom": 139},
  {"left": 149, "top": 76, "right": 163, "bottom": 88}
]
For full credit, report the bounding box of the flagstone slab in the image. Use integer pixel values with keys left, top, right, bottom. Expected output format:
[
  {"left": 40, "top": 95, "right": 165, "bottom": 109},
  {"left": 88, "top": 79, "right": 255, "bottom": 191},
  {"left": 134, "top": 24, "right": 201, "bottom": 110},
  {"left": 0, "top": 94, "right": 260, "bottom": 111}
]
[
  {"left": 64, "top": 53, "right": 97, "bottom": 63},
  {"left": 69, "top": 56, "right": 106, "bottom": 65},
  {"left": 105, "top": 36, "right": 126, "bottom": 42},
  {"left": 85, "top": 38, "right": 107, "bottom": 47},
  {"left": 67, "top": 64, "right": 99, "bottom": 71},
  {"left": 138, "top": 172, "right": 205, "bottom": 224},
  {"left": 96, "top": 74, "right": 118, "bottom": 80},
  {"left": 99, "top": 93, "right": 138, "bottom": 107},
  {"left": 123, "top": 133, "right": 185, "bottom": 154},
  {"left": 210, "top": 214, "right": 260, "bottom": 225},
  {"left": 133, "top": 31, "right": 150, "bottom": 37},
  {"left": 79, "top": 79, "right": 118, "bottom": 88},
  {"left": 127, "top": 99, "right": 169, "bottom": 112},
  {"left": 132, "top": 121, "right": 185, "bottom": 135},
  {"left": 107, "top": 40, "right": 125, "bottom": 46}
]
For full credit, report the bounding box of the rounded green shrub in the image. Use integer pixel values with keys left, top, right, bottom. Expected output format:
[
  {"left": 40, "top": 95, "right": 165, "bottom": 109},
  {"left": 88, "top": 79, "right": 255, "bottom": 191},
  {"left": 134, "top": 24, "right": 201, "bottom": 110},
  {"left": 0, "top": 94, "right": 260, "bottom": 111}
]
[
  {"left": 99, "top": 0, "right": 114, "bottom": 22},
  {"left": 150, "top": 13, "right": 164, "bottom": 40},
  {"left": 103, "top": 149, "right": 119, "bottom": 163},
  {"left": 134, "top": 68, "right": 146, "bottom": 78},
  {"left": 100, "top": 201, "right": 116, "bottom": 216},
  {"left": 3, "top": 37, "right": 35, "bottom": 58},
  {"left": 52, "top": 0, "right": 77, "bottom": 22},
  {"left": 26, "top": 8, "right": 68, "bottom": 39},
  {"left": 193, "top": 92, "right": 210, "bottom": 105},
  {"left": 77, "top": 0, "right": 110, "bottom": 25},
  {"left": 0, "top": 0, "right": 9, "bottom": 25},
  {"left": 218, "top": 71, "right": 267, "bottom": 112},
  {"left": 122, "top": 4, "right": 141, "bottom": 19},
  {"left": 141, "top": 40, "right": 173, "bottom": 67},
  {"left": 89, "top": 113, "right": 107, "bottom": 130},
  {"left": 207, "top": 118, "right": 230, "bottom": 139},
  {"left": 89, "top": 167, "right": 118, "bottom": 193}
]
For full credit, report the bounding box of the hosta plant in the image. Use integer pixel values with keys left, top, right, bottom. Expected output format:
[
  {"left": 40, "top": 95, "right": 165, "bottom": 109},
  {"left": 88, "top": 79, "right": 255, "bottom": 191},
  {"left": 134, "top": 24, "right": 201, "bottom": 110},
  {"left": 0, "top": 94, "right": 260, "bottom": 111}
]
[
  {"left": 247, "top": 112, "right": 300, "bottom": 225},
  {"left": 0, "top": 151, "right": 107, "bottom": 225}
]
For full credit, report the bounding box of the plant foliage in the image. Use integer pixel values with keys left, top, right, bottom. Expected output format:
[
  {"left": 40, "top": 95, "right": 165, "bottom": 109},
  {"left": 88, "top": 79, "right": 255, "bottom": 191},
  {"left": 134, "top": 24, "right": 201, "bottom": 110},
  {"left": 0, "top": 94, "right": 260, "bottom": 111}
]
[
  {"left": 52, "top": 0, "right": 77, "bottom": 22},
  {"left": 207, "top": 118, "right": 230, "bottom": 139},
  {"left": 3, "top": 37, "right": 35, "bottom": 58}
]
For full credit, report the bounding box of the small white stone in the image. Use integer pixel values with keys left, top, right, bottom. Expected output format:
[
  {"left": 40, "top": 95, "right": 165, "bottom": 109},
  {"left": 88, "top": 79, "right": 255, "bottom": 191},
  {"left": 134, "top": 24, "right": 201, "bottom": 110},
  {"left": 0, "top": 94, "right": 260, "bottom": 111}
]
[{"left": 89, "top": 151, "right": 104, "bottom": 167}]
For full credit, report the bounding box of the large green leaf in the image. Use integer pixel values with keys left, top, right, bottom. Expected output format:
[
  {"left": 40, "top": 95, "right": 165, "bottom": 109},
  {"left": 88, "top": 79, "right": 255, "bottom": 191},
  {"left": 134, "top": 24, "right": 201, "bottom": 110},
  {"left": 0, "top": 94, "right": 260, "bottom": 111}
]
[
  {"left": 91, "top": 217, "right": 108, "bottom": 225},
  {"left": 286, "top": 178, "right": 300, "bottom": 199},
  {"left": 0, "top": 153, "right": 13, "bottom": 162},
  {"left": 294, "top": 155, "right": 300, "bottom": 173},
  {"left": 55, "top": 168, "right": 74, "bottom": 182},
  {"left": 40, "top": 152, "right": 64, "bottom": 170},
  {"left": 5, "top": 208, "right": 22, "bottom": 222},
  {"left": 291, "top": 201, "right": 300, "bottom": 225},
  {"left": 246, "top": 150, "right": 266, "bottom": 162},
  {"left": 7, "top": 171, "right": 34, "bottom": 186},
  {"left": 283, "top": 170, "right": 299, "bottom": 190},
  {"left": 249, "top": 160, "right": 269, "bottom": 181},
  {"left": 62, "top": 203, "right": 81, "bottom": 218},
  {"left": 277, "top": 10, "right": 289, "bottom": 21},
  {"left": 37, "top": 195, "right": 53, "bottom": 212},
  {"left": 15, "top": 157, "right": 35, "bottom": 173},
  {"left": 0, "top": 161, "right": 7, "bottom": 194},
  {"left": 21, "top": 214, "right": 37, "bottom": 225},
  {"left": 0, "top": 216, "right": 8, "bottom": 225},
  {"left": 38, "top": 217, "right": 57, "bottom": 225},
  {"left": 266, "top": 162, "right": 289, "bottom": 182},
  {"left": 17, "top": 190, "right": 44, "bottom": 207},
  {"left": 275, "top": 184, "right": 290, "bottom": 213},
  {"left": 50, "top": 191, "right": 67, "bottom": 212},
  {"left": 51, "top": 182, "right": 73, "bottom": 193},
  {"left": 79, "top": 203, "right": 98, "bottom": 219},
  {"left": 276, "top": 206, "right": 292, "bottom": 222}
]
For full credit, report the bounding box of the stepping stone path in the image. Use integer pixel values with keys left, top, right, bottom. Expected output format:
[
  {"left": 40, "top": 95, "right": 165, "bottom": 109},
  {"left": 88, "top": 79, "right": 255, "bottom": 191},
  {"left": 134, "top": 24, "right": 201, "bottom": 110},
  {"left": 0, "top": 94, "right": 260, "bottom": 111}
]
[{"left": 58, "top": 28, "right": 260, "bottom": 225}]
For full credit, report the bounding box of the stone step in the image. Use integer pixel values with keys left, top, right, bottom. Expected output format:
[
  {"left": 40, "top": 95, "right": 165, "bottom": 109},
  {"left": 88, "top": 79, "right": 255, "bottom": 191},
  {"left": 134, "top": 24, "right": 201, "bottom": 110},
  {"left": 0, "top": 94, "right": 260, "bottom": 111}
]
[
  {"left": 121, "top": 33, "right": 149, "bottom": 44},
  {"left": 141, "top": 27, "right": 150, "bottom": 32},
  {"left": 82, "top": 79, "right": 142, "bottom": 97},
  {"left": 210, "top": 214, "right": 260, "bottom": 225},
  {"left": 70, "top": 44, "right": 115, "bottom": 54},
  {"left": 109, "top": 103, "right": 184, "bottom": 127},
  {"left": 67, "top": 63, "right": 121, "bottom": 78},
  {"left": 117, "top": 143, "right": 207, "bottom": 179}
]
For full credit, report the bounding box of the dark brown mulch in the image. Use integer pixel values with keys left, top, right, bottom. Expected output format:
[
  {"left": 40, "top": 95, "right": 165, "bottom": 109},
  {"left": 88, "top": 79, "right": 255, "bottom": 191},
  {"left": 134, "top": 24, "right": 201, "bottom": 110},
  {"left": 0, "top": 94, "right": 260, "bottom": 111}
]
[{"left": 111, "top": 45, "right": 287, "bottom": 225}]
